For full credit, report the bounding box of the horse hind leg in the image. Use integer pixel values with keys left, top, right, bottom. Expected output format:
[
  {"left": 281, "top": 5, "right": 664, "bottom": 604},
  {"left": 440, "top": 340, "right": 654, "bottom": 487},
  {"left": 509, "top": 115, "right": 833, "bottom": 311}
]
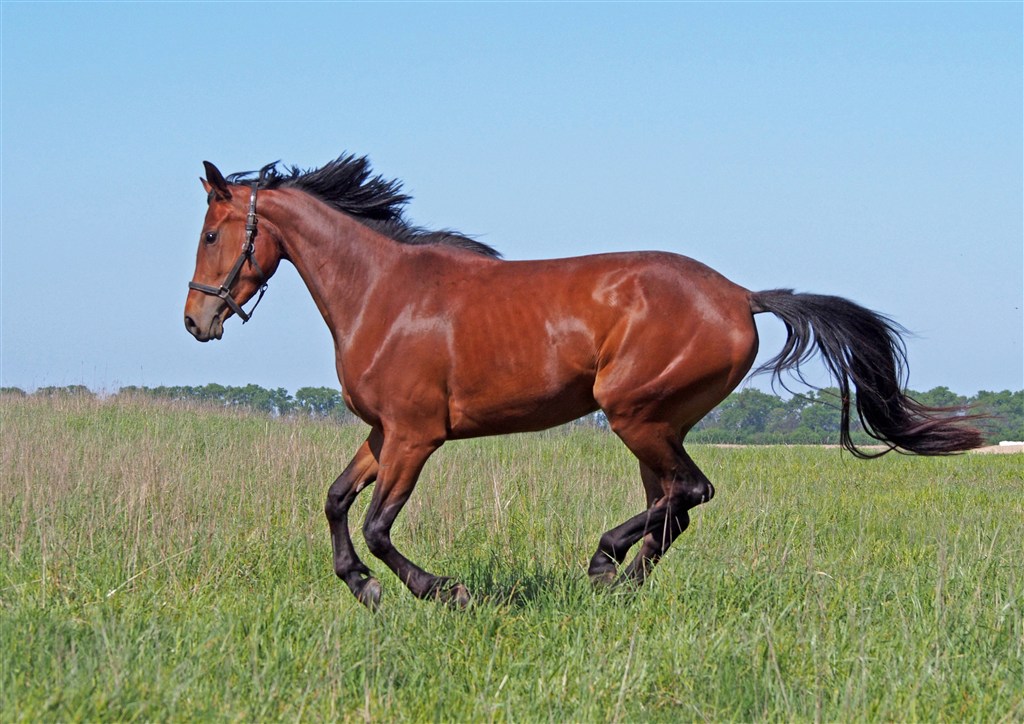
[
  {"left": 587, "top": 421, "right": 714, "bottom": 588},
  {"left": 587, "top": 462, "right": 662, "bottom": 586},
  {"left": 618, "top": 449, "right": 713, "bottom": 587}
]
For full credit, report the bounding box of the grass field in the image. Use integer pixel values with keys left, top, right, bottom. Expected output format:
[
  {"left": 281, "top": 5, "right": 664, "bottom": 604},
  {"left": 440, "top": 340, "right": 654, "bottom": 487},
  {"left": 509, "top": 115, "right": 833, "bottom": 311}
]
[{"left": 2, "top": 394, "right": 1022, "bottom": 721}]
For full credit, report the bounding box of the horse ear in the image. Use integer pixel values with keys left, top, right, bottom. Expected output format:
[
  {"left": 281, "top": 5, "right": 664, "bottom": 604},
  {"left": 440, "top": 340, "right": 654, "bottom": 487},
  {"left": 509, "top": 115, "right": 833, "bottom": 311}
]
[{"left": 203, "top": 161, "right": 232, "bottom": 201}]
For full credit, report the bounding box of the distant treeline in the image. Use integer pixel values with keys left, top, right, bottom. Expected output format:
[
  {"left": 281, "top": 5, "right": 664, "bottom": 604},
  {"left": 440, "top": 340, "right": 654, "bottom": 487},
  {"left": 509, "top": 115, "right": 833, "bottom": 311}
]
[
  {"left": 688, "top": 387, "right": 1022, "bottom": 446},
  {"left": 2, "top": 384, "right": 1021, "bottom": 445},
  {"left": 2, "top": 384, "right": 357, "bottom": 423}
]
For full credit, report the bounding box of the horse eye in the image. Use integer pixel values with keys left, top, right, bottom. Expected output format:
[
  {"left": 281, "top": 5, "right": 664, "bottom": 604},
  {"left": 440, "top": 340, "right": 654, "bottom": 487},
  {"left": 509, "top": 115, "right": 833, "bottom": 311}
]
[{"left": 204, "top": 231, "right": 218, "bottom": 245}]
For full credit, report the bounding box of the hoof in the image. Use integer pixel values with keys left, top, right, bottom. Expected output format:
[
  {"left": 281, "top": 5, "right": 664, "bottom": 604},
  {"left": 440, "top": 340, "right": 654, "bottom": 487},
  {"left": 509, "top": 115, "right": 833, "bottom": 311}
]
[
  {"left": 355, "top": 577, "right": 382, "bottom": 611},
  {"left": 589, "top": 570, "right": 617, "bottom": 588},
  {"left": 432, "top": 579, "right": 471, "bottom": 608},
  {"left": 446, "top": 583, "right": 472, "bottom": 608}
]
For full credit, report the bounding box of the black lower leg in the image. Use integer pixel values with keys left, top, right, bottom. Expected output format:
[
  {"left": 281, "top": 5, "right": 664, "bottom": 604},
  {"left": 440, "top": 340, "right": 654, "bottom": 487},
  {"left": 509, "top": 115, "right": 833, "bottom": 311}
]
[
  {"left": 588, "top": 505, "right": 672, "bottom": 583},
  {"left": 620, "top": 508, "right": 690, "bottom": 585},
  {"left": 325, "top": 442, "right": 379, "bottom": 604},
  {"left": 617, "top": 459, "right": 712, "bottom": 586},
  {"left": 363, "top": 491, "right": 470, "bottom": 607}
]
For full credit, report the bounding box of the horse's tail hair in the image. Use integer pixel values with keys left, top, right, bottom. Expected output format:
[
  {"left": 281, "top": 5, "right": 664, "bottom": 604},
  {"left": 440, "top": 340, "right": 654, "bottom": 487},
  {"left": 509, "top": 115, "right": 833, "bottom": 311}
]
[{"left": 749, "top": 289, "right": 985, "bottom": 457}]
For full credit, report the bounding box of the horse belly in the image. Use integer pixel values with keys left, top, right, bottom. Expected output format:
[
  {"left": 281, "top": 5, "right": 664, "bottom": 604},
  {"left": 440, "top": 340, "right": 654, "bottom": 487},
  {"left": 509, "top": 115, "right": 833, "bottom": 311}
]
[
  {"left": 447, "top": 377, "right": 599, "bottom": 437},
  {"left": 445, "top": 323, "right": 601, "bottom": 437}
]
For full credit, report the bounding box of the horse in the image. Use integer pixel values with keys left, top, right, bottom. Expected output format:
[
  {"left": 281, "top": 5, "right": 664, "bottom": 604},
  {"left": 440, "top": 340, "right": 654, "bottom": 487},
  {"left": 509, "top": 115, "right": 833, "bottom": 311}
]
[{"left": 184, "top": 154, "right": 983, "bottom": 609}]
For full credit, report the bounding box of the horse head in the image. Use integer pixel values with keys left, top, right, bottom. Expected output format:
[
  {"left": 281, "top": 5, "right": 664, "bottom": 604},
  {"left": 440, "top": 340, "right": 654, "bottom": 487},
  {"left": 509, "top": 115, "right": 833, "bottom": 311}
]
[{"left": 184, "top": 161, "right": 283, "bottom": 341}]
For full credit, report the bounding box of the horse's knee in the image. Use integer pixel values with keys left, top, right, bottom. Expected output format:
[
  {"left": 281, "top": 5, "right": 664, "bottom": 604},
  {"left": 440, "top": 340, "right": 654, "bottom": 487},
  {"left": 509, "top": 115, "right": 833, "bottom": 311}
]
[
  {"left": 362, "top": 518, "right": 391, "bottom": 558},
  {"left": 324, "top": 492, "right": 344, "bottom": 522},
  {"left": 326, "top": 472, "right": 374, "bottom": 522}
]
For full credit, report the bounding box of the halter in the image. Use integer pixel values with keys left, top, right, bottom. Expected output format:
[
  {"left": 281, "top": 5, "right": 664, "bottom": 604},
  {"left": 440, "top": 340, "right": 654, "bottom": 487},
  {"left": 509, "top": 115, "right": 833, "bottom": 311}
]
[{"left": 188, "top": 178, "right": 269, "bottom": 323}]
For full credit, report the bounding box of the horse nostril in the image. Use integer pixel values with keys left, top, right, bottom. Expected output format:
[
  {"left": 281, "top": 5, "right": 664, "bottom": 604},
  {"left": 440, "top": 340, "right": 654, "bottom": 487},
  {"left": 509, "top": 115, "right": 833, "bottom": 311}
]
[{"left": 184, "top": 315, "right": 199, "bottom": 335}]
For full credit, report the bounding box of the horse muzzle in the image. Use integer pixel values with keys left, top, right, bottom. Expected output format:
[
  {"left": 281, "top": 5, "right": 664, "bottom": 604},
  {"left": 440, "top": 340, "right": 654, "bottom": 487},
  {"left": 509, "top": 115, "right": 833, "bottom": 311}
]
[{"left": 184, "top": 307, "right": 224, "bottom": 342}]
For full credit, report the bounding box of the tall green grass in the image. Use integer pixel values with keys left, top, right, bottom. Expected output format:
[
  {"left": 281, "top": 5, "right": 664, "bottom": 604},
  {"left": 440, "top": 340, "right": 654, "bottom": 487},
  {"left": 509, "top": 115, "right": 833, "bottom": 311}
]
[{"left": 2, "top": 394, "right": 1021, "bottom": 721}]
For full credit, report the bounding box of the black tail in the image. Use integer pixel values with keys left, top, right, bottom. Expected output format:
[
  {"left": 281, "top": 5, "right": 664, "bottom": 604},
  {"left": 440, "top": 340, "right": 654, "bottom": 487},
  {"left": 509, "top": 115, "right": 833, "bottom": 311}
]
[{"left": 750, "top": 289, "right": 985, "bottom": 457}]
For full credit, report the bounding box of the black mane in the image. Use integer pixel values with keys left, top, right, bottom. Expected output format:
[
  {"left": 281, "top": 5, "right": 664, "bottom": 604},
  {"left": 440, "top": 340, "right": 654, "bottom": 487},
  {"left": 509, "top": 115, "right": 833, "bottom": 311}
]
[{"left": 227, "top": 155, "right": 501, "bottom": 258}]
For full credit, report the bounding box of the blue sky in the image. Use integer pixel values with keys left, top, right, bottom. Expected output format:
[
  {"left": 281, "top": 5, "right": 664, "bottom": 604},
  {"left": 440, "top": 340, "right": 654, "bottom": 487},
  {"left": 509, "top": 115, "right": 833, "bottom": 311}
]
[{"left": 1, "top": 2, "right": 1021, "bottom": 396}]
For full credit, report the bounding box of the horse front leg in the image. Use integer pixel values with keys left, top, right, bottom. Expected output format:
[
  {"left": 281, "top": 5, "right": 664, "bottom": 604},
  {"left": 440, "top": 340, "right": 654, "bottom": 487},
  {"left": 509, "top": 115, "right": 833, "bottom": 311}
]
[
  {"left": 325, "top": 431, "right": 382, "bottom": 608},
  {"left": 361, "top": 434, "right": 470, "bottom": 607}
]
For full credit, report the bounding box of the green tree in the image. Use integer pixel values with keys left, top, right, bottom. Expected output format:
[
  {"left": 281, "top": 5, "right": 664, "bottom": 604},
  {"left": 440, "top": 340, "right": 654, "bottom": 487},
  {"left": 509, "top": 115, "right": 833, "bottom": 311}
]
[
  {"left": 765, "top": 394, "right": 810, "bottom": 435},
  {"left": 912, "top": 386, "right": 967, "bottom": 409},
  {"left": 222, "top": 384, "right": 293, "bottom": 416},
  {"left": 971, "top": 389, "right": 1024, "bottom": 442},
  {"left": 718, "top": 389, "right": 780, "bottom": 435},
  {"left": 295, "top": 386, "right": 343, "bottom": 418},
  {"left": 197, "top": 383, "right": 229, "bottom": 404},
  {"left": 34, "top": 385, "right": 95, "bottom": 398}
]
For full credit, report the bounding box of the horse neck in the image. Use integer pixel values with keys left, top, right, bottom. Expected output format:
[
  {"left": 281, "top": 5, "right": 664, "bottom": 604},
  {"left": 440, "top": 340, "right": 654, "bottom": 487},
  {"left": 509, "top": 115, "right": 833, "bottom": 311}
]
[{"left": 261, "top": 189, "right": 389, "bottom": 333}]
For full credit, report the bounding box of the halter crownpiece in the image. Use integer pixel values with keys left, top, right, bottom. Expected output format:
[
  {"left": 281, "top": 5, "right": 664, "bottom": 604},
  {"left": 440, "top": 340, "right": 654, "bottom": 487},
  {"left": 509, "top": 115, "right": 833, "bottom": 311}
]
[{"left": 188, "top": 175, "right": 269, "bottom": 323}]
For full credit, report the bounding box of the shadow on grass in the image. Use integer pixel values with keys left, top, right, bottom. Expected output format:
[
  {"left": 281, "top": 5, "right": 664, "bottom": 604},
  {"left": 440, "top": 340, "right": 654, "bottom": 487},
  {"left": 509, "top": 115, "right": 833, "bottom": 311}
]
[{"left": 454, "top": 554, "right": 640, "bottom": 611}]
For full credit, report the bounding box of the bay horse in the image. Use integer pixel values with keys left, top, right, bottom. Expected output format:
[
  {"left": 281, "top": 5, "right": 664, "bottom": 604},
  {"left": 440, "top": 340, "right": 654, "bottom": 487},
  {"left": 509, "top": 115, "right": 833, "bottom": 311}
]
[{"left": 184, "top": 154, "right": 983, "bottom": 609}]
